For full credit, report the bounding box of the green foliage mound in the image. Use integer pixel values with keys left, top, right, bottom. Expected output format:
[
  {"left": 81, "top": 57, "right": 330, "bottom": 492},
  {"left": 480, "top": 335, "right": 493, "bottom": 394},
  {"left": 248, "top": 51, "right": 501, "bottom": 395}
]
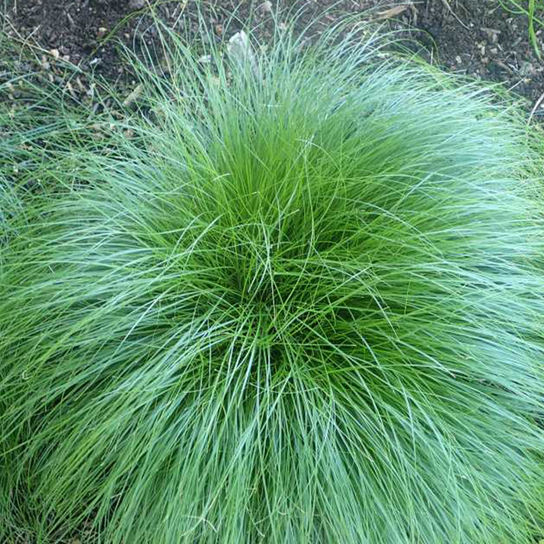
[{"left": 2, "top": 26, "right": 544, "bottom": 544}]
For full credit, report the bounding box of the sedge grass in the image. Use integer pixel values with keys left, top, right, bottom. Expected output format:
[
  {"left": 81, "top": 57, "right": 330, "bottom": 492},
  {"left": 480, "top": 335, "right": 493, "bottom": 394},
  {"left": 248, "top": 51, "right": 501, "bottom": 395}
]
[{"left": 1, "top": 16, "right": 544, "bottom": 544}]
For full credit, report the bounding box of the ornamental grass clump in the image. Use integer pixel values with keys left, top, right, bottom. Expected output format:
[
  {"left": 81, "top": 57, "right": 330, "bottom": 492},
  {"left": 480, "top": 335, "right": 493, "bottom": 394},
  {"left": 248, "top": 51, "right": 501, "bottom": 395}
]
[{"left": 2, "top": 22, "right": 544, "bottom": 544}]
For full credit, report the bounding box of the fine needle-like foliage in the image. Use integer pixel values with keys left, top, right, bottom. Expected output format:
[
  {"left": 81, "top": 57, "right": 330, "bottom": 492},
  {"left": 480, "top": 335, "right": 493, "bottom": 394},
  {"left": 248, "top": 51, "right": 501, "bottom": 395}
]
[{"left": 2, "top": 17, "right": 544, "bottom": 544}]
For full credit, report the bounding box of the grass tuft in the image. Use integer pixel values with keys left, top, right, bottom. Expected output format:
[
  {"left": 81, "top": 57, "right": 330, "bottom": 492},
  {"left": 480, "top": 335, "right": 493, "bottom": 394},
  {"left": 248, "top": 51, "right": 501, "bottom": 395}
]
[{"left": 2, "top": 18, "right": 544, "bottom": 544}]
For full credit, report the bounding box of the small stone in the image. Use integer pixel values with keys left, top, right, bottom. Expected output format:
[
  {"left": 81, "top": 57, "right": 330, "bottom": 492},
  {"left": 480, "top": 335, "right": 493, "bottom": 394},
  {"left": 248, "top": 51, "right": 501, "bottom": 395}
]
[{"left": 49, "top": 48, "right": 60, "bottom": 60}]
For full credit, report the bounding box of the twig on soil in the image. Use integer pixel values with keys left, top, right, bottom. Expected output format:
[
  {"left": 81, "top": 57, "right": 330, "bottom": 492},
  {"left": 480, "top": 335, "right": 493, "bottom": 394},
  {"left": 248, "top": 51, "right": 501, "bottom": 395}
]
[
  {"left": 441, "top": 0, "right": 470, "bottom": 31},
  {"left": 1, "top": 13, "right": 47, "bottom": 58}
]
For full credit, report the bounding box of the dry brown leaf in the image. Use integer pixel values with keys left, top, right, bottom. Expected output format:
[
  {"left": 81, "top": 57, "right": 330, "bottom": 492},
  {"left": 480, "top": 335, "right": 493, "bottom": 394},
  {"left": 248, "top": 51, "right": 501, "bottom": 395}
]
[
  {"left": 375, "top": 5, "right": 409, "bottom": 20},
  {"left": 123, "top": 84, "right": 143, "bottom": 107}
]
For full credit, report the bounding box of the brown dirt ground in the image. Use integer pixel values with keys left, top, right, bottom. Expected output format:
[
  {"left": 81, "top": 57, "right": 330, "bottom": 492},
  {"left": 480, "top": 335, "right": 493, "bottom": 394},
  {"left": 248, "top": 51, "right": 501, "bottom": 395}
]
[{"left": 1, "top": 0, "right": 543, "bottom": 118}]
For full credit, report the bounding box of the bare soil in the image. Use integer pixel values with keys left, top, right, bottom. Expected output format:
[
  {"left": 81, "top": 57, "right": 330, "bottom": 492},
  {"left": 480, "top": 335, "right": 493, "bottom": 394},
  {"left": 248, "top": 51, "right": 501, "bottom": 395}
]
[{"left": 1, "top": 1, "right": 543, "bottom": 117}]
